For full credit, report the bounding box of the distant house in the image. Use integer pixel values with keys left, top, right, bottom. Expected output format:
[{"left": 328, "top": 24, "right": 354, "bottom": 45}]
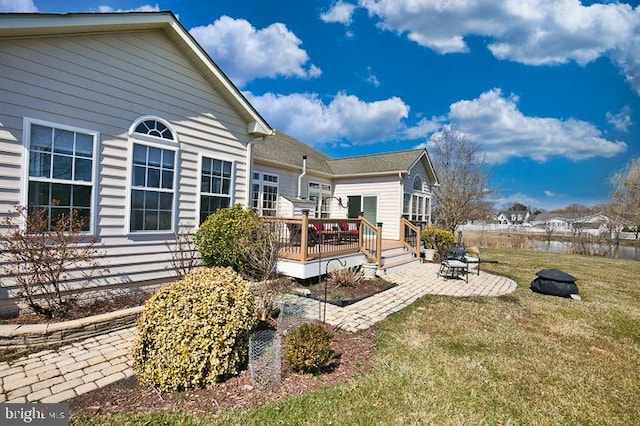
[
  {"left": 571, "top": 212, "right": 621, "bottom": 236},
  {"left": 530, "top": 212, "right": 621, "bottom": 236},
  {"left": 529, "top": 212, "right": 571, "bottom": 230},
  {"left": 496, "top": 210, "right": 531, "bottom": 226},
  {"left": 0, "top": 12, "right": 438, "bottom": 313}
]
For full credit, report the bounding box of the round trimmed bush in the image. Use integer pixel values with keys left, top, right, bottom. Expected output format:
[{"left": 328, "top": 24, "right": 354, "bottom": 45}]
[
  {"left": 285, "top": 322, "right": 335, "bottom": 374},
  {"left": 193, "top": 204, "right": 262, "bottom": 274},
  {"left": 132, "top": 267, "right": 257, "bottom": 392}
]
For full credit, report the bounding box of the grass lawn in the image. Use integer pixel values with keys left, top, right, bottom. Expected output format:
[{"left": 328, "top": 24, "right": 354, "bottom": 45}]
[{"left": 72, "top": 249, "right": 640, "bottom": 425}]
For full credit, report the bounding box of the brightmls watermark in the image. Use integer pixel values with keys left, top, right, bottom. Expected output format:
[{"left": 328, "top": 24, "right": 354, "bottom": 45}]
[{"left": 1, "top": 403, "right": 68, "bottom": 425}]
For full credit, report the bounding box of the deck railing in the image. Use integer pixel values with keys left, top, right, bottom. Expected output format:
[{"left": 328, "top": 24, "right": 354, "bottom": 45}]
[
  {"left": 400, "top": 216, "right": 421, "bottom": 259},
  {"left": 359, "top": 217, "right": 383, "bottom": 265},
  {"left": 264, "top": 213, "right": 362, "bottom": 263}
]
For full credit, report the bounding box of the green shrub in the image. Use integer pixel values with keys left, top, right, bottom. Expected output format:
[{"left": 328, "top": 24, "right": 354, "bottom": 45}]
[
  {"left": 132, "top": 267, "right": 257, "bottom": 392},
  {"left": 421, "top": 227, "right": 456, "bottom": 259},
  {"left": 285, "top": 323, "right": 335, "bottom": 374},
  {"left": 193, "top": 204, "right": 263, "bottom": 274}
]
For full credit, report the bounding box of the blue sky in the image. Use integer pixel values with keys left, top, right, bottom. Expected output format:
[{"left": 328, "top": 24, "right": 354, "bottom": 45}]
[{"left": 3, "top": 0, "right": 640, "bottom": 211}]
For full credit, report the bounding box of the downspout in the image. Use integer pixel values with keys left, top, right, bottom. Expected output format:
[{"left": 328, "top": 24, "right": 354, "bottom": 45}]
[
  {"left": 297, "top": 155, "right": 307, "bottom": 198},
  {"left": 245, "top": 140, "right": 254, "bottom": 207}
]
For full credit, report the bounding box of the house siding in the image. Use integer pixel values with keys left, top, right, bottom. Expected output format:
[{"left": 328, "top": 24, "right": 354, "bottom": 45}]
[
  {"left": 332, "top": 176, "right": 402, "bottom": 240},
  {"left": 0, "top": 30, "right": 254, "bottom": 312}
]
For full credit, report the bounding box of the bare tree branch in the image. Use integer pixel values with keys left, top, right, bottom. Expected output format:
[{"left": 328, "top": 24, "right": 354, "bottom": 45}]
[{"left": 430, "top": 125, "right": 494, "bottom": 233}]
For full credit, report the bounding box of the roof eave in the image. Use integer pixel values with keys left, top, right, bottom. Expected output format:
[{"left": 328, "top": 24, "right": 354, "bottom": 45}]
[{"left": 333, "top": 170, "right": 407, "bottom": 179}]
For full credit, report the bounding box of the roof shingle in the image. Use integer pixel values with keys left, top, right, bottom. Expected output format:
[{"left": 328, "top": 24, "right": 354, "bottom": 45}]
[{"left": 253, "top": 132, "right": 427, "bottom": 177}]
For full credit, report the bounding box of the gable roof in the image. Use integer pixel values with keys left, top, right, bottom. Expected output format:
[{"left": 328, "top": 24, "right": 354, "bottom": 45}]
[
  {"left": 0, "top": 11, "right": 272, "bottom": 136},
  {"left": 253, "top": 131, "right": 438, "bottom": 182}
]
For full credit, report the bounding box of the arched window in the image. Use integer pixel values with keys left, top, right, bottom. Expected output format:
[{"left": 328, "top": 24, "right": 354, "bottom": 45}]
[
  {"left": 133, "top": 119, "right": 175, "bottom": 141},
  {"left": 128, "top": 117, "right": 178, "bottom": 233},
  {"left": 412, "top": 175, "right": 423, "bottom": 191}
]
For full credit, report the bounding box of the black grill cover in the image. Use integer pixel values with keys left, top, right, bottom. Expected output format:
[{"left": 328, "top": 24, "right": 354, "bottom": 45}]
[{"left": 531, "top": 269, "right": 578, "bottom": 298}]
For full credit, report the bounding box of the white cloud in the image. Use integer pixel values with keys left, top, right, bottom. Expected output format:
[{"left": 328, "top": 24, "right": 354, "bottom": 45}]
[
  {"left": 358, "top": 0, "right": 640, "bottom": 94},
  {"left": 441, "top": 88, "right": 627, "bottom": 163},
  {"left": 245, "top": 91, "right": 435, "bottom": 144},
  {"left": 606, "top": 106, "right": 633, "bottom": 132},
  {"left": 0, "top": 0, "right": 37, "bottom": 12},
  {"left": 544, "top": 190, "right": 557, "bottom": 197},
  {"left": 321, "top": 1, "right": 357, "bottom": 25},
  {"left": 98, "top": 4, "right": 160, "bottom": 12},
  {"left": 366, "top": 67, "right": 381, "bottom": 87},
  {"left": 190, "top": 16, "right": 321, "bottom": 87}
]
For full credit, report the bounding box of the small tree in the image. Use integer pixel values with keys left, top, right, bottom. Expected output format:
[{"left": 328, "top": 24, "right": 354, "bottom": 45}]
[
  {"left": 246, "top": 217, "right": 291, "bottom": 321},
  {"left": 543, "top": 222, "right": 555, "bottom": 243},
  {"left": 429, "top": 125, "right": 493, "bottom": 233},
  {"left": 610, "top": 157, "right": 640, "bottom": 234},
  {"left": 0, "top": 204, "right": 107, "bottom": 319},
  {"left": 164, "top": 222, "right": 199, "bottom": 277}
]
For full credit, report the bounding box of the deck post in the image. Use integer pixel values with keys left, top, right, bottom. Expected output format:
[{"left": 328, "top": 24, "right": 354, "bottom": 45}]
[
  {"left": 301, "top": 209, "right": 309, "bottom": 263},
  {"left": 376, "top": 222, "right": 383, "bottom": 266}
]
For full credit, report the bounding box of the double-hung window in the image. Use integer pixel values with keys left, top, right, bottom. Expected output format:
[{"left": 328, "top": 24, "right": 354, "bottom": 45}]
[
  {"left": 24, "top": 119, "right": 97, "bottom": 232},
  {"left": 129, "top": 118, "right": 177, "bottom": 232},
  {"left": 404, "top": 175, "right": 429, "bottom": 222},
  {"left": 251, "top": 172, "right": 278, "bottom": 217},
  {"left": 199, "top": 157, "right": 233, "bottom": 223}
]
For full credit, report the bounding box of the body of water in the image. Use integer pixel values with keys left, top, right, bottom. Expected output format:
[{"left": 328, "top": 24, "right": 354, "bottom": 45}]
[{"left": 532, "top": 240, "right": 640, "bottom": 261}]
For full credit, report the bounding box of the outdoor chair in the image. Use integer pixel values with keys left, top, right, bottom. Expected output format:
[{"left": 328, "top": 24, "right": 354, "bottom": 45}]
[
  {"left": 339, "top": 222, "right": 359, "bottom": 242},
  {"left": 438, "top": 247, "right": 469, "bottom": 282},
  {"left": 463, "top": 246, "right": 481, "bottom": 275}
]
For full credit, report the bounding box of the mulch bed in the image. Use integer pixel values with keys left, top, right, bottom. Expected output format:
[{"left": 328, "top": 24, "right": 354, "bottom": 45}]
[
  {"left": 302, "top": 277, "right": 395, "bottom": 306},
  {"left": 0, "top": 293, "right": 150, "bottom": 325},
  {"left": 68, "top": 327, "right": 377, "bottom": 418}
]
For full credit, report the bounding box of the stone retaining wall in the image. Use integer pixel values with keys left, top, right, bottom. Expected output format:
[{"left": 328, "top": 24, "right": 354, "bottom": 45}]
[{"left": 0, "top": 306, "right": 143, "bottom": 349}]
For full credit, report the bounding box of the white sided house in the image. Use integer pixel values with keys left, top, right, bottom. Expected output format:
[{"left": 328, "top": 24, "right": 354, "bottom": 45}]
[
  {"left": 0, "top": 12, "right": 439, "bottom": 314},
  {"left": 252, "top": 133, "right": 438, "bottom": 278},
  {"left": 0, "top": 12, "right": 271, "bottom": 315}
]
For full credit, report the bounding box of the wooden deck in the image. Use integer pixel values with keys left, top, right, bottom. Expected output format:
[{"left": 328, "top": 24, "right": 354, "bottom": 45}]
[{"left": 265, "top": 215, "right": 421, "bottom": 278}]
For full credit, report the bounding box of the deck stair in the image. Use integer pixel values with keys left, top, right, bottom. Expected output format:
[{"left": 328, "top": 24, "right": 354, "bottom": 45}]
[{"left": 377, "top": 244, "right": 421, "bottom": 276}]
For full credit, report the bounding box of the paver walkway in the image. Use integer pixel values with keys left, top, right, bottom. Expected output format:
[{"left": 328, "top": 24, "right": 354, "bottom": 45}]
[{"left": 0, "top": 262, "right": 516, "bottom": 404}]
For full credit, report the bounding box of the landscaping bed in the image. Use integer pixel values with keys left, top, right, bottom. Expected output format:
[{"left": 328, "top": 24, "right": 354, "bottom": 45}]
[
  {"left": 0, "top": 293, "right": 150, "bottom": 325},
  {"left": 302, "top": 277, "right": 396, "bottom": 307},
  {"left": 69, "top": 327, "right": 376, "bottom": 418}
]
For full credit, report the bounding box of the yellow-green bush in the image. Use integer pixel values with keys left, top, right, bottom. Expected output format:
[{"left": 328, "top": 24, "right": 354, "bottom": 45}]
[
  {"left": 421, "top": 227, "right": 455, "bottom": 259},
  {"left": 132, "top": 267, "right": 257, "bottom": 392},
  {"left": 285, "top": 323, "right": 335, "bottom": 374}
]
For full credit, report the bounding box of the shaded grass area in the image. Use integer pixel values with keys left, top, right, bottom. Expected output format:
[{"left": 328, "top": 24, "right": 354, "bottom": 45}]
[{"left": 73, "top": 249, "right": 640, "bottom": 425}]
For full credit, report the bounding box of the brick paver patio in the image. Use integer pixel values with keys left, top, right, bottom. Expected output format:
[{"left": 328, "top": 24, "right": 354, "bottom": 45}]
[{"left": 0, "top": 262, "right": 516, "bottom": 403}]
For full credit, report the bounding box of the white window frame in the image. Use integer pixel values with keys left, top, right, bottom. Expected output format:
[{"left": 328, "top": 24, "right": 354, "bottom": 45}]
[
  {"left": 196, "top": 153, "right": 235, "bottom": 224},
  {"left": 404, "top": 175, "right": 429, "bottom": 222},
  {"left": 125, "top": 117, "right": 179, "bottom": 234},
  {"left": 308, "top": 181, "right": 332, "bottom": 218},
  {"left": 251, "top": 172, "right": 279, "bottom": 217},
  {"left": 21, "top": 117, "right": 99, "bottom": 234}
]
